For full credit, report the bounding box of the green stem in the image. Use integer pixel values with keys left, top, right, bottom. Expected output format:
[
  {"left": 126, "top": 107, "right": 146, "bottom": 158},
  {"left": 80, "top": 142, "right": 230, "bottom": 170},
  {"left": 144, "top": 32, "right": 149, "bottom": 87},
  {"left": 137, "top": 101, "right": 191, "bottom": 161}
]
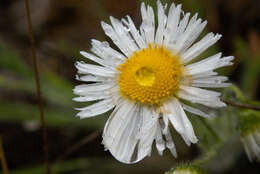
[{"left": 222, "top": 99, "right": 260, "bottom": 111}]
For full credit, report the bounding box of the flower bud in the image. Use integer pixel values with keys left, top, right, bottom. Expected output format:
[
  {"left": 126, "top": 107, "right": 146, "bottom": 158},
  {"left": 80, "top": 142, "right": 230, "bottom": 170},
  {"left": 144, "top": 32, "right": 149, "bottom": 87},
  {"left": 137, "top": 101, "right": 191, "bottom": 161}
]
[
  {"left": 167, "top": 165, "right": 206, "bottom": 174},
  {"left": 238, "top": 110, "right": 260, "bottom": 161}
]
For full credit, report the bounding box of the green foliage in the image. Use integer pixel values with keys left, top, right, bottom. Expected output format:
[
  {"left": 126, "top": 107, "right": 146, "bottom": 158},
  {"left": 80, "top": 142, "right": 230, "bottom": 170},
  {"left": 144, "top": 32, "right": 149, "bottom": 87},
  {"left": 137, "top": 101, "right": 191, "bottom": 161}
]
[
  {"left": 0, "top": 43, "right": 33, "bottom": 78},
  {"left": 0, "top": 101, "right": 107, "bottom": 129},
  {"left": 238, "top": 110, "right": 260, "bottom": 137},
  {"left": 0, "top": 42, "right": 110, "bottom": 129},
  {"left": 235, "top": 37, "right": 260, "bottom": 99}
]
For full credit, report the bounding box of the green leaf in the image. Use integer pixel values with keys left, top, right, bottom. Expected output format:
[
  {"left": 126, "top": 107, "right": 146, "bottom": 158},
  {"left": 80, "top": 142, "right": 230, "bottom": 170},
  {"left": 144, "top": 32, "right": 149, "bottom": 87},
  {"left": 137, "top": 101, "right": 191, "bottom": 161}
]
[
  {"left": 0, "top": 101, "right": 107, "bottom": 129},
  {"left": 0, "top": 43, "right": 33, "bottom": 78}
]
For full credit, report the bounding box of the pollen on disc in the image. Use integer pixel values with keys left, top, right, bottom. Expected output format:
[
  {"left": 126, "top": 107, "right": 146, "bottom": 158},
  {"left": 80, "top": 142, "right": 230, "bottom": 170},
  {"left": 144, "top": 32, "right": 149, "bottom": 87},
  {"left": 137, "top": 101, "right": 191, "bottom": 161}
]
[{"left": 117, "top": 44, "right": 182, "bottom": 105}]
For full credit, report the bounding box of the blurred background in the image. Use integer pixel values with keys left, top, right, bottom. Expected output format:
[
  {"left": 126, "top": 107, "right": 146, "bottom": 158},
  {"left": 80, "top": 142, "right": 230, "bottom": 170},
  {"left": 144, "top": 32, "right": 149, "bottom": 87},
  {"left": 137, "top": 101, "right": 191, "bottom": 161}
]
[{"left": 0, "top": 0, "right": 260, "bottom": 173}]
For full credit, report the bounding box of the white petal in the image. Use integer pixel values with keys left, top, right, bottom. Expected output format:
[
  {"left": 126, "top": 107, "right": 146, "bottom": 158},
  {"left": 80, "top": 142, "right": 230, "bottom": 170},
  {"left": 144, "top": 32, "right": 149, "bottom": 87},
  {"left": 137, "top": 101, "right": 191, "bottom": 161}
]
[
  {"left": 76, "top": 98, "right": 117, "bottom": 118},
  {"left": 90, "top": 40, "right": 125, "bottom": 67},
  {"left": 173, "top": 99, "right": 198, "bottom": 143},
  {"left": 137, "top": 107, "right": 158, "bottom": 160},
  {"left": 110, "top": 16, "right": 139, "bottom": 52},
  {"left": 178, "top": 86, "right": 226, "bottom": 108},
  {"left": 192, "top": 83, "right": 231, "bottom": 88},
  {"left": 180, "top": 85, "right": 221, "bottom": 98},
  {"left": 75, "top": 61, "right": 115, "bottom": 77},
  {"left": 90, "top": 39, "right": 126, "bottom": 61},
  {"left": 181, "top": 20, "right": 207, "bottom": 53},
  {"left": 164, "top": 3, "right": 181, "bottom": 45},
  {"left": 164, "top": 126, "right": 177, "bottom": 157},
  {"left": 218, "top": 56, "right": 234, "bottom": 67},
  {"left": 191, "top": 70, "right": 218, "bottom": 80},
  {"left": 175, "top": 12, "right": 190, "bottom": 41},
  {"left": 140, "top": 3, "right": 155, "bottom": 44},
  {"left": 103, "top": 102, "right": 142, "bottom": 163},
  {"left": 174, "top": 13, "right": 203, "bottom": 53},
  {"left": 191, "top": 75, "right": 231, "bottom": 88},
  {"left": 186, "top": 53, "right": 221, "bottom": 74},
  {"left": 103, "top": 100, "right": 136, "bottom": 147},
  {"left": 164, "top": 98, "right": 198, "bottom": 145},
  {"left": 164, "top": 100, "right": 185, "bottom": 135},
  {"left": 73, "top": 83, "right": 115, "bottom": 96},
  {"left": 114, "top": 107, "right": 142, "bottom": 163},
  {"left": 75, "top": 74, "right": 110, "bottom": 82},
  {"left": 162, "top": 114, "right": 169, "bottom": 135},
  {"left": 73, "top": 95, "right": 110, "bottom": 102},
  {"left": 186, "top": 53, "right": 234, "bottom": 75},
  {"left": 181, "top": 102, "right": 211, "bottom": 118},
  {"left": 103, "top": 104, "right": 160, "bottom": 164},
  {"left": 122, "top": 16, "right": 146, "bottom": 49},
  {"left": 73, "top": 85, "right": 118, "bottom": 102},
  {"left": 155, "top": 0, "right": 167, "bottom": 45},
  {"left": 155, "top": 122, "right": 166, "bottom": 156},
  {"left": 174, "top": 12, "right": 208, "bottom": 54},
  {"left": 192, "top": 76, "right": 228, "bottom": 83},
  {"left": 182, "top": 33, "right": 222, "bottom": 64},
  {"left": 101, "top": 21, "right": 132, "bottom": 57},
  {"left": 178, "top": 85, "right": 225, "bottom": 107},
  {"left": 80, "top": 51, "right": 115, "bottom": 69}
]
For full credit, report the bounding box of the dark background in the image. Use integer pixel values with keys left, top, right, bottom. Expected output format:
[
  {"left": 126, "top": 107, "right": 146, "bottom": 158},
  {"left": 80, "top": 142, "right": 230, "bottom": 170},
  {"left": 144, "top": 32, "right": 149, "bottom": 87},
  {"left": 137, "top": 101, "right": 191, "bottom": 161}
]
[{"left": 0, "top": 0, "right": 260, "bottom": 173}]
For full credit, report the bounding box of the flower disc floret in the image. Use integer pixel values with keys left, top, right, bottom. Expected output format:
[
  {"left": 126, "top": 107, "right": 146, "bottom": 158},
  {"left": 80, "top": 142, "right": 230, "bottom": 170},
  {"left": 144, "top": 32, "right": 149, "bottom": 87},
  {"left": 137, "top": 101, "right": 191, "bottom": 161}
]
[{"left": 117, "top": 45, "right": 182, "bottom": 105}]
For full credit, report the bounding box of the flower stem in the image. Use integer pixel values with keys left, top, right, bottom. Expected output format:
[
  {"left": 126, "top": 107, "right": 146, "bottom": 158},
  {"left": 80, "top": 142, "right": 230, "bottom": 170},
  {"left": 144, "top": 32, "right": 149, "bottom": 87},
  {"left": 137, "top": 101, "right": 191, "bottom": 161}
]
[
  {"left": 222, "top": 99, "right": 260, "bottom": 111},
  {"left": 24, "top": 0, "right": 51, "bottom": 174},
  {"left": 0, "top": 137, "right": 9, "bottom": 174}
]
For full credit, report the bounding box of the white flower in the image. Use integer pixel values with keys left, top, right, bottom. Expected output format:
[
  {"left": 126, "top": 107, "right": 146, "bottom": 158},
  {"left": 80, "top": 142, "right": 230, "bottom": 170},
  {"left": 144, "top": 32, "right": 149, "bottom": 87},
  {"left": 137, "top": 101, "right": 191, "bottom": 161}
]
[
  {"left": 241, "top": 130, "right": 260, "bottom": 161},
  {"left": 73, "top": 0, "right": 233, "bottom": 163}
]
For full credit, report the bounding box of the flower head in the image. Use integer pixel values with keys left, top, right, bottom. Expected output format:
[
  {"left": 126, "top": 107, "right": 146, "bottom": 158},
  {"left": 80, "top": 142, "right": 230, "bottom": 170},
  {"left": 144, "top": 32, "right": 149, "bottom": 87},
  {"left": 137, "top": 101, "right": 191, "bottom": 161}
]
[
  {"left": 238, "top": 110, "right": 260, "bottom": 161},
  {"left": 73, "top": 0, "right": 233, "bottom": 163}
]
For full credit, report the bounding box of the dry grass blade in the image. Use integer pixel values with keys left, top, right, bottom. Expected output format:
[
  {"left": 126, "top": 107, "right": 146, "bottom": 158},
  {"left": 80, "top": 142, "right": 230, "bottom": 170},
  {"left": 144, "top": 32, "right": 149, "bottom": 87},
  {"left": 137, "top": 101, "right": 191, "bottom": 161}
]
[{"left": 0, "top": 137, "right": 9, "bottom": 174}]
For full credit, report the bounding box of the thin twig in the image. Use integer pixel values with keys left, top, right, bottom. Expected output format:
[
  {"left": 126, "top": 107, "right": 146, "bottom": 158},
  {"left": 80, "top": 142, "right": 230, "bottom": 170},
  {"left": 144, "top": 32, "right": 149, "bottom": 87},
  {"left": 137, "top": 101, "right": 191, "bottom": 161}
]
[
  {"left": 222, "top": 99, "right": 260, "bottom": 111},
  {"left": 0, "top": 137, "right": 9, "bottom": 174},
  {"left": 24, "top": 1, "right": 51, "bottom": 174},
  {"left": 55, "top": 129, "right": 102, "bottom": 163}
]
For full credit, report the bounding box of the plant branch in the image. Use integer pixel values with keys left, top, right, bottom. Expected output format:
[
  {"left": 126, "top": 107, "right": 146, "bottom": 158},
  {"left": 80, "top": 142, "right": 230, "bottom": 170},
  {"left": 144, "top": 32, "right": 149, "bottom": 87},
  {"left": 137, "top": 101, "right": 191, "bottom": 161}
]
[
  {"left": 222, "top": 99, "right": 260, "bottom": 111},
  {"left": 24, "top": 1, "right": 51, "bottom": 174},
  {"left": 0, "top": 137, "right": 9, "bottom": 174}
]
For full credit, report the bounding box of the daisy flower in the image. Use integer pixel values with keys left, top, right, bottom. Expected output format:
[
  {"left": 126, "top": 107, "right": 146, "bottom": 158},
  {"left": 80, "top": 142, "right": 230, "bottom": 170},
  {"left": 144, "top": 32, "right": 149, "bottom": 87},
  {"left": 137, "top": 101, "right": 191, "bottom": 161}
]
[{"left": 73, "top": 0, "right": 233, "bottom": 163}]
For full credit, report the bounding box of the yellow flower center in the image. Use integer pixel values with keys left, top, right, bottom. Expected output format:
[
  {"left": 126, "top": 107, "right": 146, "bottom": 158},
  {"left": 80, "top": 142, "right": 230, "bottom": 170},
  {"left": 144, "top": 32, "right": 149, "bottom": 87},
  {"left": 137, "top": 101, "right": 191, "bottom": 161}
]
[
  {"left": 117, "top": 45, "right": 182, "bottom": 105},
  {"left": 135, "top": 67, "right": 155, "bottom": 87}
]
